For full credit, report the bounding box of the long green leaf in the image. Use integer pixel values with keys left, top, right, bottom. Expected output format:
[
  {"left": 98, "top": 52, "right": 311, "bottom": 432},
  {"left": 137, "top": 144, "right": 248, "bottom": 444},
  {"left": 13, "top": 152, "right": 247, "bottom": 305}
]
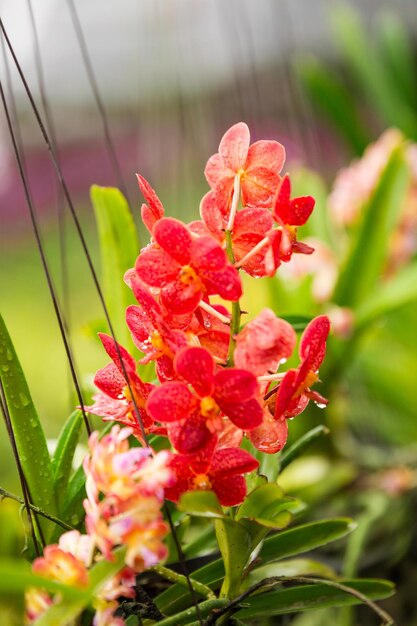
[
  {"left": 376, "top": 12, "right": 417, "bottom": 111},
  {"left": 234, "top": 579, "right": 394, "bottom": 619},
  {"left": 332, "top": 4, "right": 417, "bottom": 139},
  {"left": 0, "top": 314, "right": 57, "bottom": 530},
  {"left": 333, "top": 143, "right": 409, "bottom": 308},
  {"left": 90, "top": 186, "right": 139, "bottom": 347},
  {"left": 296, "top": 56, "right": 369, "bottom": 155},
  {"left": 279, "top": 425, "right": 329, "bottom": 473},
  {"left": 155, "top": 518, "right": 355, "bottom": 615},
  {"left": 355, "top": 261, "right": 417, "bottom": 329},
  {"left": 52, "top": 410, "right": 83, "bottom": 515}
]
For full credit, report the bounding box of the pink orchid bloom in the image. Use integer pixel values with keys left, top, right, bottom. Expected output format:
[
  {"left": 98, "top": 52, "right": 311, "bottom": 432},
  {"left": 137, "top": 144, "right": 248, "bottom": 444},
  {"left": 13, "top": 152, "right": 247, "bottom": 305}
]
[{"left": 205, "top": 122, "right": 285, "bottom": 213}]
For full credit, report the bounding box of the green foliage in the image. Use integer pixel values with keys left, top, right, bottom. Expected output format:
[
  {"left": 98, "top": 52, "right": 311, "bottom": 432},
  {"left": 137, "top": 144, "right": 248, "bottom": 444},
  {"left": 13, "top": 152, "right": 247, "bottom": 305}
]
[
  {"left": 333, "top": 143, "right": 409, "bottom": 307},
  {"left": 0, "top": 314, "right": 57, "bottom": 536},
  {"left": 51, "top": 410, "right": 83, "bottom": 514},
  {"left": 90, "top": 186, "right": 139, "bottom": 348}
]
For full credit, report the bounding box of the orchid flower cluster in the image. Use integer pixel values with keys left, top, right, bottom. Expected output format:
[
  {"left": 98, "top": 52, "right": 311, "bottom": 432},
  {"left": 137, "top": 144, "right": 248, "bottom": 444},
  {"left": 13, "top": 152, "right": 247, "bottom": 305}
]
[{"left": 25, "top": 123, "right": 330, "bottom": 625}]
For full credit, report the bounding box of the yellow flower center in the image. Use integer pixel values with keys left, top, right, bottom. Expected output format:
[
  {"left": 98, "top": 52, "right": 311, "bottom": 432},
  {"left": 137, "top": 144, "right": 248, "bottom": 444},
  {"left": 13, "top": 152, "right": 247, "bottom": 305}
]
[
  {"left": 200, "top": 396, "right": 220, "bottom": 419},
  {"left": 150, "top": 331, "right": 172, "bottom": 357},
  {"left": 295, "top": 370, "right": 318, "bottom": 397},
  {"left": 193, "top": 474, "right": 212, "bottom": 491},
  {"left": 123, "top": 385, "right": 146, "bottom": 409},
  {"left": 180, "top": 265, "right": 201, "bottom": 286}
]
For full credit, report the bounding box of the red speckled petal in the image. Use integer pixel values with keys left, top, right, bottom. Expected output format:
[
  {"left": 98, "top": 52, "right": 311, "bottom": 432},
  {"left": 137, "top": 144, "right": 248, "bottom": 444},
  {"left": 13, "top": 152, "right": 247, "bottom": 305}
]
[
  {"left": 135, "top": 247, "right": 180, "bottom": 287},
  {"left": 233, "top": 207, "right": 274, "bottom": 238},
  {"left": 164, "top": 455, "right": 194, "bottom": 502},
  {"left": 98, "top": 333, "right": 136, "bottom": 375},
  {"left": 137, "top": 174, "right": 164, "bottom": 224},
  {"left": 274, "top": 369, "right": 298, "bottom": 418},
  {"left": 249, "top": 413, "right": 288, "bottom": 454},
  {"left": 219, "top": 122, "right": 250, "bottom": 172},
  {"left": 241, "top": 167, "right": 281, "bottom": 208},
  {"left": 200, "top": 191, "right": 227, "bottom": 239},
  {"left": 204, "top": 152, "right": 227, "bottom": 189},
  {"left": 126, "top": 305, "right": 154, "bottom": 353},
  {"left": 174, "top": 347, "right": 214, "bottom": 397},
  {"left": 210, "top": 447, "right": 259, "bottom": 476},
  {"left": 160, "top": 279, "right": 202, "bottom": 315},
  {"left": 130, "top": 275, "right": 162, "bottom": 321},
  {"left": 191, "top": 236, "right": 227, "bottom": 272},
  {"left": 201, "top": 264, "right": 242, "bottom": 301},
  {"left": 299, "top": 315, "right": 331, "bottom": 371},
  {"left": 287, "top": 196, "right": 315, "bottom": 226},
  {"left": 153, "top": 217, "right": 192, "bottom": 265},
  {"left": 212, "top": 474, "right": 247, "bottom": 507},
  {"left": 94, "top": 363, "right": 126, "bottom": 399},
  {"left": 214, "top": 368, "right": 258, "bottom": 403},
  {"left": 218, "top": 397, "right": 263, "bottom": 429},
  {"left": 146, "top": 382, "right": 197, "bottom": 423},
  {"left": 167, "top": 417, "right": 214, "bottom": 455},
  {"left": 234, "top": 309, "right": 296, "bottom": 376},
  {"left": 246, "top": 140, "right": 286, "bottom": 174}
]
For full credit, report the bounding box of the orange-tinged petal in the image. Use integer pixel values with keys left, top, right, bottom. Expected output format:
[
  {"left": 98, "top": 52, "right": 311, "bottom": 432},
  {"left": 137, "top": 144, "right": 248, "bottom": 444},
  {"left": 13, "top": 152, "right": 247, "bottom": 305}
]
[
  {"left": 214, "top": 368, "right": 258, "bottom": 403},
  {"left": 249, "top": 413, "right": 288, "bottom": 453},
  {"left": 245, "top": 139, "right": 285, "bottom": 174},
  {"left": 219, "top": 122, "right": 250, "bottom": 172},
  {"left": 135, "top": 247, "right": 180, "bottom": 287},
  {"left": 299, "top": 315, "right": 331, "bottom": 371},
  {"left": 241, "top": 167, "right": 281, "bottom": 208}
]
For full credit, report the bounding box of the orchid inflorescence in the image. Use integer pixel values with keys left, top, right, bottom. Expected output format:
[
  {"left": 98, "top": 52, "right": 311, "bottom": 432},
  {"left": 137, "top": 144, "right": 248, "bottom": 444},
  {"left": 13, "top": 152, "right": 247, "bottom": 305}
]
[{"left": 26, "top": 122, "right": 330, "bottom": 625}]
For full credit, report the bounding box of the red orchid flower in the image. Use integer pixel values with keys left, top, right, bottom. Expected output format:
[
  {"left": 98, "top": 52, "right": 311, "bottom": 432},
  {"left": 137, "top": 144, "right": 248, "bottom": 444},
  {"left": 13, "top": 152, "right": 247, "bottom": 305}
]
[
  {"left": 135, "top": 217, "right": 242, "bottom": 315},
  {"left": 272, "top": 174, "right": 316, "bottom": 262},
  {"left": 275, "top": 315, "right": 331, "bottom": 419},
  {"left": 165, "top": 442, "right": 259, "bottom": 507},
  {"left": 199, "top": 191, "right": 275, "bottom": 277},
  {"left": 137, "top": 174, "right": 164, "bottom": 234},
  {"left": 234, "top": 308, "right": 297, "bottom": 376},
  {"left": 85, "top": 334, "right": 156, "bottom": 442},
  {"left": 190, "top": 302, "right": 231, "bottom": 363},
  {"left": 205, "top": 122, "right": 285, "bottom": 213},
  {"left": 146, "top": 346, "right": 263, "bottom": 455},
  {"left": 125, "top": 275, "right": 189, "bottom": 382}
]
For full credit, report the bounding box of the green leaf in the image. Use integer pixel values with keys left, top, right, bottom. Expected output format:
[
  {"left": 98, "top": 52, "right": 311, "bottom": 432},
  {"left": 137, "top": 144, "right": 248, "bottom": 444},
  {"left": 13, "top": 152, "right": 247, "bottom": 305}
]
[
  {"left": 355, "top": 261, "right": 417, "bottom": 329},
  {"left": 333, "top": 143, "right": 409, "bottom": 308},
  {"left": 296, "top": 56, "right": 369, "bottom": 155},
  {"left": 331, "top": 4, "right": 417, "bottom": 139},
  {"left": 51, "top": 410, "right": 83, "bottom": 515},
  {"left": 90, "top": 186, "right": 139, "bottom": 348},
  {"left": 259, "top": 518, "right": 357, "bottom": 564},
  {"left": 153, "top": 599, "right": 228, "bottom": 626},
  {"left": 279, "top": 425, "right": 330, "bottom": 473},
  {"left": 234, "top": 578, "right": 394, "bottom": 619},
  {"left": 0, "top": 314, "right": 57, "bottom": 534},
  {"left": 376, "top": 12, "right": 417, "bottom": 111},
  {"left": 178, "top": 491, "right": 226, "bottom": 518},
  {"left": 235, "top": 483, "right": 288, "bottom": 521},
  {"left": 155, "top": 518, "right": 356, "bottom": 615},
  {"left": 215, "top": 518, "right": 252, "bottom": 598},
  {"left": 242, "top": 559, "right": 337, "bottom": 588}
]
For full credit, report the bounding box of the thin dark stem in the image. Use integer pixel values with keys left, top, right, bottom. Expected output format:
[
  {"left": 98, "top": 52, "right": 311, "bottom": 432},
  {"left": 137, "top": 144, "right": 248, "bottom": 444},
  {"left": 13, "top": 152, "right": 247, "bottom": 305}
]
[
  {"left": 164, "top": 504, "right": 204, "bottom": 625},
  {"left": 65, "top": 0, "right": 130, "bottom": 204},
  {"left": 0, "top": 381, "right": 41, "bottom": 555},
  {"left": 0, "top": 487, "right": 74, "bottom": 531},
  {"left": 0, "top": 69, "right": 91, "bottom": 437},
  {"left": 204, "top": 575, "right": 394, "bottom": 626}
]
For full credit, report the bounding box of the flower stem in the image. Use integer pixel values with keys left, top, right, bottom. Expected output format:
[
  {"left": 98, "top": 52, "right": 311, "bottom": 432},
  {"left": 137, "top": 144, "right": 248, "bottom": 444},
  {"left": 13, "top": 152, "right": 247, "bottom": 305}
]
[
  {"left": 225, "top": 230, "right": 241, "bottom": 367},
  {"left": 0, "top": 486, "right": 74, "bottom": 530},
  {"left": 149, "top": 564, "right": 216, "bottom": 599}
]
